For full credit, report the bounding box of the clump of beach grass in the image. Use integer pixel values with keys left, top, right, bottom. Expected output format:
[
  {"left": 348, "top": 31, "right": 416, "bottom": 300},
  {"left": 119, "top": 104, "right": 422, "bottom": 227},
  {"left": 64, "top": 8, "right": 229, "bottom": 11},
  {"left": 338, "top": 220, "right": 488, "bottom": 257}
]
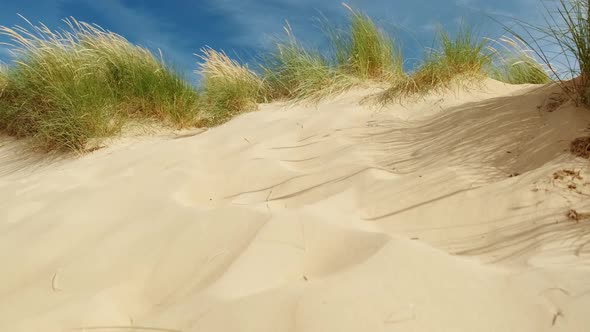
[
  {"left": 0, "top": 17, "right": 199, "bottom": 151},
  {"left": 509, "top": 0, "right": 590, "bottom": 105},
  {"left": 263, "top": 23, "right": 356, "bottom": 101},
  {"left": 197, "top": 47, "right": 266, "bottom": 125},
  {"left": 263, "top": 4, "right": 404, "bottom": 101},
  {"left": 335, "top": 4, "right": 404, "bottom": 81},
  {"left": 489, "top": 37, "right": 551, "bottom": 84},
  {"left": 381, "top": 23, "right": 491, "bottom": 102}
]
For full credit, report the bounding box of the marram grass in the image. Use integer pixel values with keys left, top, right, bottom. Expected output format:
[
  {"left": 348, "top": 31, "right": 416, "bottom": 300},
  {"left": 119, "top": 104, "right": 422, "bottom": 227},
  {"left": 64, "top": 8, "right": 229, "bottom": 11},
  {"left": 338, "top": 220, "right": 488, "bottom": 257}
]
[
  {"left": 336, "top": 4, "right": 404, "bottom": 81},
  {"left": 489, "top": 37, "right": 551, "bottom": 85},
  {"left": 263, "top": 23, "right": 357, "bottom": 101},
  {"left": 262, "top": 4, "right": 404, "bottom": 101},
  {"left": 0, "top": 4, "right": 570, "bottom": 153},
  {"left": 197, "top": 47, "right": 267, "bottom": 125},
  {"left": 0, "top": 17, "right": 199, "bottom": 151},
  {"left": 380, "top": 24, "right": 491, "bottom": 102}
]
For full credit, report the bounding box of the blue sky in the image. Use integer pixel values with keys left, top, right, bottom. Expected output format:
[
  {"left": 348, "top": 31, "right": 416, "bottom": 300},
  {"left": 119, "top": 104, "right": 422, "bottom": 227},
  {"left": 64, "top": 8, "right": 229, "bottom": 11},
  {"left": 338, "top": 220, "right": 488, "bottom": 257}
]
[{"left": 0, "top": 0, "right": 549, "bottom": 83}]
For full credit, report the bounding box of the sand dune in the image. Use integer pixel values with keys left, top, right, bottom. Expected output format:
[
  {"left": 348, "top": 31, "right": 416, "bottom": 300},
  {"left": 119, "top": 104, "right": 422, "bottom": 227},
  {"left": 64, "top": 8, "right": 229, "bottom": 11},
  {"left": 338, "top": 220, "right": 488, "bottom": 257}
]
[{"left": 1, "top": 80, "right": 590, "bottom": 332}]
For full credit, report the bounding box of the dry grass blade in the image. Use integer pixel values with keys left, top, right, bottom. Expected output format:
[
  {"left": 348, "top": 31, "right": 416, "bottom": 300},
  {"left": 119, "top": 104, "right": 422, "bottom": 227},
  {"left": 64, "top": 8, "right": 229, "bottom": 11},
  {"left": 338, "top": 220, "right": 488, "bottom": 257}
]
[{"left": 0, "top": 64, "right": 7, "bottom": 96}]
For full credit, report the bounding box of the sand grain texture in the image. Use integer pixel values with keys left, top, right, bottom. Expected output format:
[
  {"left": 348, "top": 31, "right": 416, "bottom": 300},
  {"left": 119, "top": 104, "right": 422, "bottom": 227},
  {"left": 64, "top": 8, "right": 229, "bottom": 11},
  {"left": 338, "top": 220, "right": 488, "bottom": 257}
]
[{"left": 1, "top": 80, "right": 590, "bottom": 332}]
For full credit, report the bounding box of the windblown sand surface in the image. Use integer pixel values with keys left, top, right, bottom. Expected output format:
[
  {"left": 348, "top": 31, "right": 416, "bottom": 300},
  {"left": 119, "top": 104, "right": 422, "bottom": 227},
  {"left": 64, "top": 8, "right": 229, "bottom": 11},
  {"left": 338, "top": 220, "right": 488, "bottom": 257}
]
[{"left": 1, "top": 80, "right": 590, "bottom": 332}]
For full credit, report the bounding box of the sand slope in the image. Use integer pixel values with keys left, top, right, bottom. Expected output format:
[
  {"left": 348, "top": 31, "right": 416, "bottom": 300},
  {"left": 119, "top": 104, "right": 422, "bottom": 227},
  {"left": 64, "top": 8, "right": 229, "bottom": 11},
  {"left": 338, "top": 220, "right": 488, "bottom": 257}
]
[{"left": 1, "top": 80, "right": 590, "bottom": 332}]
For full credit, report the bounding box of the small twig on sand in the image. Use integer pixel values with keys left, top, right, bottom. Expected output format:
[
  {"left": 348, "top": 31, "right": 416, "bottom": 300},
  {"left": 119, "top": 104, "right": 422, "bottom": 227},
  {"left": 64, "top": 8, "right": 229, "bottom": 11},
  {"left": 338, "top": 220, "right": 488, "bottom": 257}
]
[
  {"left": 552, "top": 309, "right": 564, "bottom": 326},
  {"left": 51, "top": 270, "right": 62, "bottom": 292},
  {"left": 71, "top": 326, "right": 181, "bottom": 332}
]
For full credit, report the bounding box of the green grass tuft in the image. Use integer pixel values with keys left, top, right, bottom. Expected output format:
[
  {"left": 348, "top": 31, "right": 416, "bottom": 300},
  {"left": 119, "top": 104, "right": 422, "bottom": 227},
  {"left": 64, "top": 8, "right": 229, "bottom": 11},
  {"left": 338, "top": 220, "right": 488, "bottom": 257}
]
[
  {"left": 335, "top": 4, "right": 404, "bottom": 80},
  {"left": 197, "top": 47, "right": 266, "bottom": 125},
  {"left": 262, "top": 23, "right": 356, "bottom": 101},
  {"left": 420, "top": 24, "right": 491, "bottom": 87},
  {"left": 489, "top": 37, "right": 551, "bottom": 84},
  {"left": 381, "top": 23, "right": 491, "bottom": 102},
  {"left": 509, "top": 0, "right": 590, "bottom": 104},
  {"left": 262, "top": 5, "right": 404, "bottom": 101},
  {"left": 0, "top": 17, "right": 199, "bottom": 151}
]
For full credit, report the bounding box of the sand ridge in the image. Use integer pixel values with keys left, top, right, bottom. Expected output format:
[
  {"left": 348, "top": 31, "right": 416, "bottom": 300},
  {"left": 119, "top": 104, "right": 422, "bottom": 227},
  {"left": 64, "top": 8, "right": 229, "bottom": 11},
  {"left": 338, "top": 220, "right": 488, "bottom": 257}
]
[{"left": 1, "top": 80, "right": 589, "bottom": 332}]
